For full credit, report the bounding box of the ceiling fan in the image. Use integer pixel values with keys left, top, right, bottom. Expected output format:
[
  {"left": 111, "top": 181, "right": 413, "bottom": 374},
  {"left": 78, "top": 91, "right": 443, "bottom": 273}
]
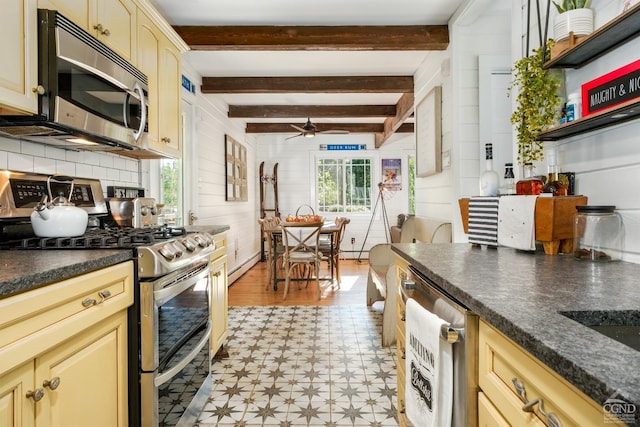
[{"left": 286, "top": 118, "right": 349, "bottom": 140}]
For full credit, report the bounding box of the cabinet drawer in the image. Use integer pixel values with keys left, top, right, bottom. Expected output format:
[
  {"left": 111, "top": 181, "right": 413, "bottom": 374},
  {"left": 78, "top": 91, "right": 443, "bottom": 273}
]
[
  {"left": 210, "top": 233, "right": 227, "bottom": 261},
  {"left": 0, "top": 261, "right": 133, "bottom": 374},
  {"left": 479, "top": 320, "right": 624, "bottom": 427}
]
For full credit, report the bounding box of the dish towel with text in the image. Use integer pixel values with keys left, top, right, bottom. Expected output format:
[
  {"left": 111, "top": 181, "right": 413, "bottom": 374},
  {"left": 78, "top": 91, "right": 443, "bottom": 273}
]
[
  {"left": 468, "top": 196, "right": 500, "bottom": 246},
  {"left": 405, "top": 298, "right": 453, "bottom": 427},
  {"left": 498, "top": 195, "right": 538, "bottom": 251}
]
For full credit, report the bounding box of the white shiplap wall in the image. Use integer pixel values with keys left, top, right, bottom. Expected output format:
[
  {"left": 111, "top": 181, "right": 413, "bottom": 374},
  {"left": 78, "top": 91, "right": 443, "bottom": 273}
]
[
  {"left": 521, "top": 0, "right": 640, "bottom": 263},
  {"left": 180, "top": 61, "right": 260, "bottom": 278}
]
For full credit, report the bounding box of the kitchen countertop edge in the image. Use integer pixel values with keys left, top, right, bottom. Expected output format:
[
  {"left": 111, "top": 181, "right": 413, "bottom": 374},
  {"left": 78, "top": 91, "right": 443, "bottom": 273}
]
[{"left": 0, "top": 250, "right": 134, "bottom": 299}]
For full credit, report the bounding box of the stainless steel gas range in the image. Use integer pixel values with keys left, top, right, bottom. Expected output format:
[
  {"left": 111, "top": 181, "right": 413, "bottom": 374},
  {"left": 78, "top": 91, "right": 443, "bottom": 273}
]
[{"left": 0, "top": 170, "right": 215, "bottom": 427}]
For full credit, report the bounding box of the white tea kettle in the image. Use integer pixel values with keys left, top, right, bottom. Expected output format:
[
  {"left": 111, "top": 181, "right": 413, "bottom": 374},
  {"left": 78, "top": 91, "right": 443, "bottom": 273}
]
[{"left": 31, "top": 175, "right": 89, "bottom": 238}]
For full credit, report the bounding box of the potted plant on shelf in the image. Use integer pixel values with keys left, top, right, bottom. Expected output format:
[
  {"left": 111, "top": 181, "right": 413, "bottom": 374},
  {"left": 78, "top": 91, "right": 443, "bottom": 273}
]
[
  {"left": 553, "top": 0, "right": 593, "bottom": 42},
  {"left": 509, "top": 42, "right": 562, "bottom": 165}
]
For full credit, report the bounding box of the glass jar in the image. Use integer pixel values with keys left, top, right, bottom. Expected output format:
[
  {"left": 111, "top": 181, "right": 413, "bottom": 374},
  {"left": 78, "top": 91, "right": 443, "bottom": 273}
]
[{"left": 573, "top": 206, "right": 623, "bottom": 262}]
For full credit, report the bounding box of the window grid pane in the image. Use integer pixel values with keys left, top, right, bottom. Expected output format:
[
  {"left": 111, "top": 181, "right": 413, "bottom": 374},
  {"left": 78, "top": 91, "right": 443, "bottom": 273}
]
[{"left": 317, "top": 158, "right": 370, "bottom": 214}]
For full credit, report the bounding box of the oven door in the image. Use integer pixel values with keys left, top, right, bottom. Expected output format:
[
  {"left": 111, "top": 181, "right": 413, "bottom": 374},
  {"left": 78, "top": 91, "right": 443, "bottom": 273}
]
[{"left": 140, "top": 261, "right": 212, "bottom": 426}]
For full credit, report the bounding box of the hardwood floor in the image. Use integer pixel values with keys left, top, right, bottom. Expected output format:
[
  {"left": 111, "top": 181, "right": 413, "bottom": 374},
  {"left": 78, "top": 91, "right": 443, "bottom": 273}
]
[{"left": 229, "top": 258, "right": 372, "bottom": 306}]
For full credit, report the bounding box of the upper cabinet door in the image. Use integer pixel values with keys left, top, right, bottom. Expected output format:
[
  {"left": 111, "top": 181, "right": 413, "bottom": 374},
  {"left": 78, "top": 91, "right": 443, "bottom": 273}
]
[
  {"left": 93, "top": 0, "right": 137, "bottom": 63},
  {"left": 37, "top": 0, "right": 136, "bottom": 63},
  {"left": 0, "top": 0, "right": 38, "bottom": 114},
  {"left": 37, "top": 0, "right": 91, "bottom": 29}
]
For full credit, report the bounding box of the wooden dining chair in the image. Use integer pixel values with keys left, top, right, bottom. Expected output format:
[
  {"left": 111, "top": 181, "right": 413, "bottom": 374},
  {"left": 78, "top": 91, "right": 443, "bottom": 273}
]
[
  {"left": 318, "top": 217, "right": 350, "bottom": 287},
  {"left": 280, "top": 221, "right": 324, "bottom": 300}
]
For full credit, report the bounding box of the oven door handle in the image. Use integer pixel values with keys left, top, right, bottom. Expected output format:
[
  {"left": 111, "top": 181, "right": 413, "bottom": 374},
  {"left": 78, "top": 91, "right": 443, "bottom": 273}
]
[
  {"left": 153, "top": 265, "right": 210, "bottom": 306},
  {"left": 155, "top": 321, "right": 212, "bottom": 387}
]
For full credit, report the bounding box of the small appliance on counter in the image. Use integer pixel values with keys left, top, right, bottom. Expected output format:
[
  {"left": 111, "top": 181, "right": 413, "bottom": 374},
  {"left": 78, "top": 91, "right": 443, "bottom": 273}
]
[{"left": 104, "top": 197, "right": 159, "bottom": 229}]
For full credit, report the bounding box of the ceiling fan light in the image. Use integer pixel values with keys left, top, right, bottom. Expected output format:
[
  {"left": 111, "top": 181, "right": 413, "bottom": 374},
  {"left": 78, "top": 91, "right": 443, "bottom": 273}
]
[{"left": 304, "top": 132, "right": 315, "bottom": 138}]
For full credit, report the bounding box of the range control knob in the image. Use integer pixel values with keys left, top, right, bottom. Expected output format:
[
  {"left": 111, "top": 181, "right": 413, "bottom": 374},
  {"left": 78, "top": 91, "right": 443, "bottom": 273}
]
[
  {"left": 181, "top": 237, "right": 197, "bottom": 252},
  {"left": 192, "top": 234, "right": 207, "bottom": 248},
  {"left": 171, "top": 242, "right": 184, "bottom": 258},
  {"left": 159, "top": 244, "right": 176, "bottom": 260}
]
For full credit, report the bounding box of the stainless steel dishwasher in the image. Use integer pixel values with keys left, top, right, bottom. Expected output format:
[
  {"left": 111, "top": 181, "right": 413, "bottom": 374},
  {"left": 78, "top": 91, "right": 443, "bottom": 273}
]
[{"left": 401, "top": 265, "right": 479, "bottom": 427}]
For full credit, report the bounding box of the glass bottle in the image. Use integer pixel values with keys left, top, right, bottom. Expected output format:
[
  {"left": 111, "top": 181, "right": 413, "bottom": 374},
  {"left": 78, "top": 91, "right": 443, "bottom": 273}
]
[
  {"left": 479, "top": 143, "right": 499, "bottom": 196},
  {"left": 542, "top": 149, "right": 568, "bottom": 196},
  {"left": 500, "top": 162, "right": 516, "bottom": 195},
  {"left": 516, "top": 163, "right": 543, "bottom": 195}
]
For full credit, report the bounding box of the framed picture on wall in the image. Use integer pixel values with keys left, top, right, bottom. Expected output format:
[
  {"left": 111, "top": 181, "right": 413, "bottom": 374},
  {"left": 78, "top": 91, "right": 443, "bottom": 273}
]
[
  {"left": 225, "top": 135, "right": 248, "bottom": 201},
  {"left": 381, "top": 158, "right": 402, "bottom": 190},
  {"left": 416, "top": 86, "right": 442, "bottom": 177}
]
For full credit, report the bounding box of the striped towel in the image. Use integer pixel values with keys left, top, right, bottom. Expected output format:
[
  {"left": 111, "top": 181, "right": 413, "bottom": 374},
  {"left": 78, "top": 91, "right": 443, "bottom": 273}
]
[{"left": 468, "top": 196, "right": 499, "bottom": 246}]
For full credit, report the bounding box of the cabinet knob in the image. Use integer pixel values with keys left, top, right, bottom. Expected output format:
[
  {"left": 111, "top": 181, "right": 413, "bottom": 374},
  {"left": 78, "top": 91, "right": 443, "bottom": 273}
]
[
  {"left": 97, "top": 290, "right": 112, "bottom": 304},
  {"left": 32, "top": 85, "right": 45, "bottom": 95},
  {"left": 26, "top": 388, "right": 45, "bottom": 401},
  {"left": 93, "top": 24, "right": 110, "bottom": 36},
  {"left": 161, "top": 137, "right": 171, "bottom": 144},
  {"left": 512, "top": 377, "right": 563, "bottom": 427},
  {"left": 43, "top": 377, "right": 61, "bottom": 390},
  {"left": 82, "top": 298, "right": 97, "bottom": 307}
]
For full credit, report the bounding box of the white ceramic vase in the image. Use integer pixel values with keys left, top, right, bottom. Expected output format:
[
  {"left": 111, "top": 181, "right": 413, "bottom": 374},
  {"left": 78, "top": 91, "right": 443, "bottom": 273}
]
[{"left": 554, "top": 8, "right": 594, "bottom": 41}]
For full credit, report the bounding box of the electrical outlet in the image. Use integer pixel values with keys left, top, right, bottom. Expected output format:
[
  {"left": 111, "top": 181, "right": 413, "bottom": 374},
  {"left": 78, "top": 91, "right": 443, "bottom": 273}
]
[{"left": 351, "top": 237, "right": 355, "bottom": 244}]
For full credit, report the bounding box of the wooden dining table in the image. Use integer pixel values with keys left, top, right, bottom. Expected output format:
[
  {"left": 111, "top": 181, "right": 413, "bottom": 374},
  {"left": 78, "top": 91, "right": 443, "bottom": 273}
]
[{"left": 264, "top": 221, "right": 340, "bottom": 291}]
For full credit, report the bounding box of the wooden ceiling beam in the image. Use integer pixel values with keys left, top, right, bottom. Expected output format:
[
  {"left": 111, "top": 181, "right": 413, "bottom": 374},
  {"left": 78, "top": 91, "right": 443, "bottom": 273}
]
[
  {"left": 174, "top": 25, "right": 449, "bottom": 51},
  {"left": 375, "top": 91, "right": 415, "bottom": 148},
  {"left": 246, "top": 122, "right": 414, "bottom": 134},
  {"left": 228, "top": 105, "right": 397, "bottom": 118},
  {"left": 202, "top": 76, "right": 413, "bottom": 94}
]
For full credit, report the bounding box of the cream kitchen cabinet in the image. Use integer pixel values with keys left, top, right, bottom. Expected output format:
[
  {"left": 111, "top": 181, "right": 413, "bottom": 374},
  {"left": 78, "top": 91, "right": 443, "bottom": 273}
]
[
  {"left": 0, "top": 0, "right": 38, "bottom": 114},
  {"left": 394, "top": 255, "right": 409, "bottom": 427},
  {"left": 137, "top": 9, "right": 182, "bottom": 158},
  {"left": 478, "top": 319, "right": 626, "bottom": 427},
  {"left": 210, "top": 233, "right": 228, "bottom": 356},
  {"left": 0, "top": 261, "right": 133, "bottom": 427},
  {"left": 37, "top": 0, "right": 136, "bottom": 63}
]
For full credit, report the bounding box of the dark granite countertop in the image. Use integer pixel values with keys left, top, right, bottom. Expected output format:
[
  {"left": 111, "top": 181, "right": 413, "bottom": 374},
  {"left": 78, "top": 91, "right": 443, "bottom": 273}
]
[
  {"left": 0, "top": 250, "right": 133, "bottom": 299},
  {"left": 392, "top": 243, "right": 640, "bottom": 424},
  {"left": 184, "top": 225, "right": 230, "bottom": 235}
]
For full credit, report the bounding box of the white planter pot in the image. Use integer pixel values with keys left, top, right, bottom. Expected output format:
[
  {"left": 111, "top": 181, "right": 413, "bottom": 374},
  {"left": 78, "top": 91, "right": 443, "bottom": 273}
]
[{"left": 554, "top": 8, "right": 594, "bottom": 41}]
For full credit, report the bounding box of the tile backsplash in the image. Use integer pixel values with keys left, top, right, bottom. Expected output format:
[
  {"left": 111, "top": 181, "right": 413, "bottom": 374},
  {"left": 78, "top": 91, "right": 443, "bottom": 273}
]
[{"left": 0, "top": 136, "right": 143, "bottom": 193}]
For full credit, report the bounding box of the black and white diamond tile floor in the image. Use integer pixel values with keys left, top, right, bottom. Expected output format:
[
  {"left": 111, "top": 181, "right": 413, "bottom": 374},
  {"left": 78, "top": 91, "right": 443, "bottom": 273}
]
[{"left": 195, "top": 305, "right": 398, "bottom": 427}]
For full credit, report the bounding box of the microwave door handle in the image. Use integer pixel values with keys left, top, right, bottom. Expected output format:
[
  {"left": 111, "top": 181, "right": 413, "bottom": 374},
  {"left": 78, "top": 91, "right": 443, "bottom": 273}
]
[{"left": 130, "top": 82, "right": 147, "bottom": 142}]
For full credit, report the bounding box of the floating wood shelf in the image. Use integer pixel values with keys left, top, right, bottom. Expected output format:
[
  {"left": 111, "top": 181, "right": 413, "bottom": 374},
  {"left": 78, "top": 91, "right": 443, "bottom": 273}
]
[
  {"left": 537, "top": 98, "right": 640, "bottom": 141},
  {"left": 543, "top": 3, "right": 640, "bottom": 69},
  {"left": 459, "top": 196, "right": 588, "bottom": 255}
]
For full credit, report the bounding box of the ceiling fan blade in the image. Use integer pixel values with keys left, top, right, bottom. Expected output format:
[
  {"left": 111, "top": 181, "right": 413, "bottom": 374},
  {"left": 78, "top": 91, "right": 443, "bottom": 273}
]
[
  {"left": 290, "top": 124, "right": 306, "bottom": 132},
  {"left": 285, "top": 133, "right": 303, "bottom": 140}
]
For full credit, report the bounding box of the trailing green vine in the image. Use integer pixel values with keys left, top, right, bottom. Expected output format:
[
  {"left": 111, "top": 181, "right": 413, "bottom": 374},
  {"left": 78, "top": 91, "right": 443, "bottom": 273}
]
[{"left": 508, "top": 42, "right": 562, "bottom": 165}]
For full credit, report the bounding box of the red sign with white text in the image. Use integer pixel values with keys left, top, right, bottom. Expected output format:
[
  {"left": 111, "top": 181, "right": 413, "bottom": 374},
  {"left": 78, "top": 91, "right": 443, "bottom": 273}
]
[{"left": 581, "top": 58, "right": 640, "bottom": 117}]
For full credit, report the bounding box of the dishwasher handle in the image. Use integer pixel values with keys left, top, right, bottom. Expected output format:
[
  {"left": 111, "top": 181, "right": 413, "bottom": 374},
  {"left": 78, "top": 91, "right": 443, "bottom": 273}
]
[{"left": 441, "top": 324, "right": 464, "bottom": 344}]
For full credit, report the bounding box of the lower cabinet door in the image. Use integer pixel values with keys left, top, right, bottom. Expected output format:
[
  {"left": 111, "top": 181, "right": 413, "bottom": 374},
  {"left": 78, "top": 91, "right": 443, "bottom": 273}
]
[
  {"left": 211, "top": 255, "right": 228, "bottom": 355},
  {"left": 479, "top": 391, "right": 511, "bottom": 427},
  {"left": 35, "top": 311, "right": 128, "bottom": 427},
  {"left": 0, "top": 363, "right": 35, "bottom": 427}
]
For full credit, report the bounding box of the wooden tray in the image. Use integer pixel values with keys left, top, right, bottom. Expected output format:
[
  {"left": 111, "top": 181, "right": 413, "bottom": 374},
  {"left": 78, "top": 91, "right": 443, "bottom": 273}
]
[{"left": 459, "top": 196, "right": 588, "bottom": 255}]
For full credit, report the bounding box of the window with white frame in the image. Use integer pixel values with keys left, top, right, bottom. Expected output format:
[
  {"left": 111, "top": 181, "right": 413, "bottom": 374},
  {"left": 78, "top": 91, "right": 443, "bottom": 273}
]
[{"left": 317, "top": 158, "right": 372, "bottom": 213}]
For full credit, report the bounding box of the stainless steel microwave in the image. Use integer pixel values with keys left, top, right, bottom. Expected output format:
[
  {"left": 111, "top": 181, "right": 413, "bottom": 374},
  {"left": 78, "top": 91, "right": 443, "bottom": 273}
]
[{"left": 0, "top": 9, "right": 148, "bottom": 151}]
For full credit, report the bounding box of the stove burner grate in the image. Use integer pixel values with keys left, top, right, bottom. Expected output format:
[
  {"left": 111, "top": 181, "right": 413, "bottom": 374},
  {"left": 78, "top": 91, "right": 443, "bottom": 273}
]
[{"left": 1, "top": 226, "right": 188, "bottom": 250}]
